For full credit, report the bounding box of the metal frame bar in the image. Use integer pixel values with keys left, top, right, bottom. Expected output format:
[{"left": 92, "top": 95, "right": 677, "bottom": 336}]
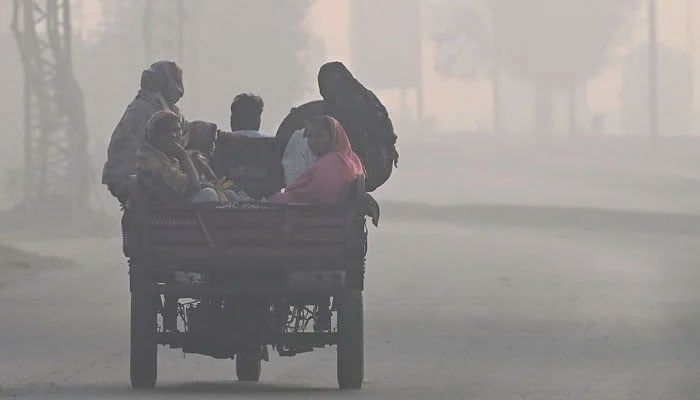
[{"left": 12, "top": 0, "right": 90, "bottom": 211}]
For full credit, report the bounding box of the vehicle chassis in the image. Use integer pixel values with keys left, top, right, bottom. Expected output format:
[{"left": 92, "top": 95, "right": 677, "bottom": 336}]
[{"left": 125, "top": 200, "right": 368, "bottom": 389}]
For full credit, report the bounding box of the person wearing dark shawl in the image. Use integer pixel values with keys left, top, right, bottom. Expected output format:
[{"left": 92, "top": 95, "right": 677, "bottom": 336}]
[
  {"left": 317, "top": 61, "right": 399, "bottom": 192},
  {"left": 102, "top": 61, "right": 186, "bottom": 204},
  {"left": 136, "top": 110, "right": 218, "bottom": 204}
]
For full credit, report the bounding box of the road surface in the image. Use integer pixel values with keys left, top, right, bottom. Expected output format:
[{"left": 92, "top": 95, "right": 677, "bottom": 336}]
[{"left": 1, "top": 218, "right": 700, "bottom": 399}]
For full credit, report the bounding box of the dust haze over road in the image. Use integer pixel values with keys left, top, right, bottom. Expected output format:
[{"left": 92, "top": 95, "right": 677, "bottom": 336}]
[
  {"left": 3, "top": 124, "right": 700, "bottom": 399},
  {"left": 2, "top": 207, "right": 700, "bottom": 399},
  {"left": 4, "top": 1, "right": 700, "bottom": 398},
  {"left": 4, "top": 121, "right": 700, "bottom": 399}
]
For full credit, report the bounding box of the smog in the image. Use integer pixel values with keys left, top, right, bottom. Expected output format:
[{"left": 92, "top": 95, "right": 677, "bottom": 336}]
[{"left": 1, "top": 1, "right": 699, "bottom": 399}]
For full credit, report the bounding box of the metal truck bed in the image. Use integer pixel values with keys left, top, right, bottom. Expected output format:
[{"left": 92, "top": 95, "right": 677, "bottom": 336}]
[{"left": 125, "top": 201, "right": 367, "bottom": 295}]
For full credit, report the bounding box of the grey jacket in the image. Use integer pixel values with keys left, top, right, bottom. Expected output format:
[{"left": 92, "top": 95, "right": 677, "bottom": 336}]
[{"left": 102, "top": 61, "right": 185, "bottom": 195}]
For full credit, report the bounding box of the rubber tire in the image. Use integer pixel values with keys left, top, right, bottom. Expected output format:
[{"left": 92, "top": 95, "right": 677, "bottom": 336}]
[
  {"left": 130, "top": 291, "right": 158, "bottom": 389},
  {"left": 236, "top": 349, "right": 262, "bottom": 382},
  {"left": 337, "top": 291, "right": 364, "bottom": 389}
]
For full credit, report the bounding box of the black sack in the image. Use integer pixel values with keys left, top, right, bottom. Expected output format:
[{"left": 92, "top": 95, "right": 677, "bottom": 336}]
[{"left": 275, "top": 100, "right": 327, "bottom": 159}]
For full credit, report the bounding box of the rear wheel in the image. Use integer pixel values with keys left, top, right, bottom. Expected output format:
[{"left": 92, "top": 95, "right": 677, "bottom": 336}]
[
  {"left": 236, "top": 348, "right": 262, "bottom": 382},
  {"left": 130, "top": 291, "right": 158, "bottom": 389},
  {"left": 336, "top": 291, "right": 364, "bottom": 389}
]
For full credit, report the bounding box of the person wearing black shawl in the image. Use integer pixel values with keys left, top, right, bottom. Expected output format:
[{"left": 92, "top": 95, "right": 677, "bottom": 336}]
[{"left": 317, "top": 62, "right": 399, "bottom": 192}]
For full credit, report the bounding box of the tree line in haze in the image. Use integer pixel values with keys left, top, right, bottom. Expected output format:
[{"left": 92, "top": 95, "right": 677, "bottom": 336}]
[{"left": 432, "top": 0, "right": 692, "bottom": 136}]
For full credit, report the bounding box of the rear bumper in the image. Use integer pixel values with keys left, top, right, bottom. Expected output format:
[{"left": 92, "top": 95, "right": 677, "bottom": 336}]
[
  {"left": 146, "top": 283, "right": 356, "bottom": 296},
  {"left": 129, "top": 264, "right": 364, "bottom": 294}
]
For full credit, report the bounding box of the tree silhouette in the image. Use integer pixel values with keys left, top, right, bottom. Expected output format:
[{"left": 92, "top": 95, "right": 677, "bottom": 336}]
[{"left": 433, "top": 0, "right": 639, "bottom": 135}]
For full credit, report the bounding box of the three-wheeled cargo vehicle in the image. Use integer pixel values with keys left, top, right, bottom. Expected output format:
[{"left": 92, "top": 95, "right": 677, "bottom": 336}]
[{"left": 123, "top": 136, "right": 370, "bottom": 389}]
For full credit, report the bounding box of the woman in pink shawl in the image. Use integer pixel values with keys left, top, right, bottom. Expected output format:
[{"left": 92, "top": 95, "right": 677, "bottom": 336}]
[{"left": 271, "top": 116, "right": 364, "bottom": 204}]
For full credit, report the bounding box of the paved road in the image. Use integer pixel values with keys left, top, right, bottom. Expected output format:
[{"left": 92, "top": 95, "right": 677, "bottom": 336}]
[{"left": 2, "top": 219, "right": 700, "bottom": 399}]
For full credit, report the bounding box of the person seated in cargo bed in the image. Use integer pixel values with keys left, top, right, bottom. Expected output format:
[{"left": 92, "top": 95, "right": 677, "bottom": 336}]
[
  {"left": 186, "top": 120, "right": 219, "bottom": 185},
  {"left": 271, "top": 115, "right": 364, "bottom": 204},
  {"left": 135, "top": 110, "right": 219, "bottom": 204}
]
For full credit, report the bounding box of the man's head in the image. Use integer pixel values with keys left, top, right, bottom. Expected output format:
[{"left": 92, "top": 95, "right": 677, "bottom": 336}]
[
  {"left": 146, "top": 110, "right": 183, "bottom": 147},
  {"left": 304, "top": 116, "right": 336, "bottom": 157},
  {"left": 141, "top": 61, "right": 184, "bottom": 106},
  {"left": 230, "top": 93, "right": 264, "bottom": 131}
]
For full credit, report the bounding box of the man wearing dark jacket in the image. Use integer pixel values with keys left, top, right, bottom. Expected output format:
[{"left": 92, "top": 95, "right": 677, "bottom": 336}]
[{"left": 102, "top": 61, "right": 186, "bottom": 204}]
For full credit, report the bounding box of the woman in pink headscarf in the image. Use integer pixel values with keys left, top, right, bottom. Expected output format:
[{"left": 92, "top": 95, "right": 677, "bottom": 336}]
[{"left": 271, "top": 115, "right": 364, "bottom": 204}]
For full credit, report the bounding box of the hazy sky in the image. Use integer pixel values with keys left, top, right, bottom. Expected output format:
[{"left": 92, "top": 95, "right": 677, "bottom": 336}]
[{"left": 73, "top": 0, "right": 700, "bottom": 131}]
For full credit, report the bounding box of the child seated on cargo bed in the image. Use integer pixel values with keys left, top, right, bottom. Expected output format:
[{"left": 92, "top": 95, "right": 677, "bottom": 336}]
[{"left": 186, "top": 120, "right": 219, "bottom": 185}]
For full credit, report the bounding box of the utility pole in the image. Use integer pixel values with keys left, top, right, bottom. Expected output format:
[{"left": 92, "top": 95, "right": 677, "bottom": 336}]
[
  {"left": 143, "top": 0, "right": 185, "bottom": 64},
  {"left": 12, "top": 0, "right": 90, "bottom": 213},
  {"left": 569, "top": 84, "right": 577, "bottom": 137},
  {"left": 649, "top": 0, "right": 659, "bottom": 139},
  {"left": 74, "top": 0, "right": 83, "bottom": 38},
  {"left": 688, "top": 0, "right": 695, "bottom": 135},
  {"left": 492, "top": 12, "right": 502, "bottom": 135}
]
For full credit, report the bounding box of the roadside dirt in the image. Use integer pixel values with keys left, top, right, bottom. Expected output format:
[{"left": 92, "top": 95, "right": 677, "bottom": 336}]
[{"left": 0, "top": 242, "right": 71, "bottom": 289}]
